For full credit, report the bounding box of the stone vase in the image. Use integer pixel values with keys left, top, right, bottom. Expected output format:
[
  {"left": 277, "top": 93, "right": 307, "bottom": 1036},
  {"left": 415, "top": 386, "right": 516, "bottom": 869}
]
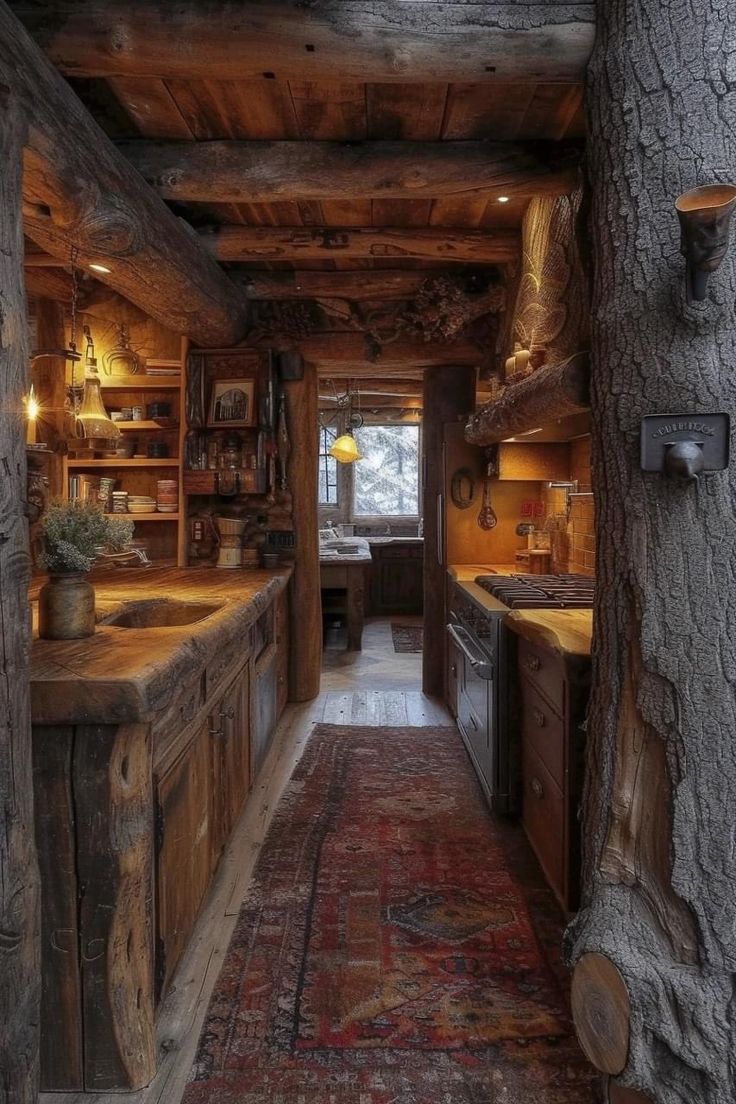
[{"left": 38, "top": 572, "right": 96, "bottom": 640}]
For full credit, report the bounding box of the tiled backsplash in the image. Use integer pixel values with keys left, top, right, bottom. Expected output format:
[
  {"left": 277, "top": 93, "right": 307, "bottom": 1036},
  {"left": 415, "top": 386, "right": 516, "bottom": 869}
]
[
  {"left": 542, "top": 435, "right": 595, "bottom": 577},
  {"left": 568, "top": 436, "right": 595, "bottom": 576}
]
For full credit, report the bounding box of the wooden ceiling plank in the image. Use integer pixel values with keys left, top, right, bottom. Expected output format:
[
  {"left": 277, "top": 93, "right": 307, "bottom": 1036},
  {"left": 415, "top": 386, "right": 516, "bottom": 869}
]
[
  {"left": 366, "top": 83, "right": 449, "bottom": 140},
  {"left": 441, "top": 82, "right": 537, "bottom": 139},
  {"left": 518, "top": 83, "right": 586, "bottom": 141},
  {"left": 429, "top": 195, "right": 493, "bottom": 228},
  {"left": 319, "top": 200, "right": 374, "bottom": 226},
  {"left": 119, "top": 138, "right": 581, "bottom": 202},
  {"left": 202, "top": 225, "right": 519, "bottom": 264},
  {"left": 371, "top": 199, "right": 433, "bottom": 229},
  {"left": 107, "top": 76, "right": 195, "bottom": 138},
  {"left": 14, "top": 2, "right": 596, "bottom": 83},
  {"left": 288, "top": 80, "right": 367, "bottom": 140},
  {"left": 2, "top": 5, "right": 247, "bottom": 347},
  {"left": 164, "top": 78, "right": 301, "bottom": 139}
]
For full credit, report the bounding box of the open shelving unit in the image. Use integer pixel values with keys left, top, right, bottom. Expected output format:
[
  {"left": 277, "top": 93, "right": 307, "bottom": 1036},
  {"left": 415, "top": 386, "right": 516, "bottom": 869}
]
[{"left": 62, "top": 341, "right": 187, "bottom": 565}]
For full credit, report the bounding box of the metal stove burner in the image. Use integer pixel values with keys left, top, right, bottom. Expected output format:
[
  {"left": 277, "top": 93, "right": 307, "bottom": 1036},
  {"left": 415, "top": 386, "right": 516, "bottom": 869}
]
[{"left": 475, "top": 572, "right": 595, "bottom": 610}]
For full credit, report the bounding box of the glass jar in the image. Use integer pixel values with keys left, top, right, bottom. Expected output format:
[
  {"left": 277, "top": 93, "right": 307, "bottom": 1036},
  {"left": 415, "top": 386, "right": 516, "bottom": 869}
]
[{"left": 221, "top": 432, "right": 242, "bottom": 470}]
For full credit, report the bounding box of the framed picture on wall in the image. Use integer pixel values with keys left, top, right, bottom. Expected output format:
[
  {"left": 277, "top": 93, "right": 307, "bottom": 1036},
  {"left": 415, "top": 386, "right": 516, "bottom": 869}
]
[{"left": 207, "top": 378, "right": 256, "bottom": 427}]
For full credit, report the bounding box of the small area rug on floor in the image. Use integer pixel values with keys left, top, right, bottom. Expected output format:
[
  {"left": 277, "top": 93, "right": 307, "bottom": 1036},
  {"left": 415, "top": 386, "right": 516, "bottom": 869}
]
[
  {"left": 390, "top": 622, "right": 423, "bottom": 652},
  {"left": 183, "top": 724, "right": 596, "bottom": 1103}
]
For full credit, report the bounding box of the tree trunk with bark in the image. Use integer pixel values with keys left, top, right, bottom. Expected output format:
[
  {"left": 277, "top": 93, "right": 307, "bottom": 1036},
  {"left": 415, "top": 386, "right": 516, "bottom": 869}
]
[
  {"left": 0, "top": 84, "right": 40, "bottom": 1104},
  {"left": 568, "top": 4, "right": 736, "bottom": 1102}
]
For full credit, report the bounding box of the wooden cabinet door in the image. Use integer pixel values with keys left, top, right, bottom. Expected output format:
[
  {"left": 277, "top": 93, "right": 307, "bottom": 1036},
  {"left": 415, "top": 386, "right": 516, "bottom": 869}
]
[
  {"left": 155, "top": 721, "right": 212, "bottom": 999},
  {"left": 373, "top": 545, "right": 424, "bottom": 614},
  {"left": 210, "top": 664, "right": 251, "bottom": 865},
  {"left": 275, "top": 588, "right": 289, "bottom": 718},
  {"left": 252, "top": 648, "right": 278, "bottom": 779}
]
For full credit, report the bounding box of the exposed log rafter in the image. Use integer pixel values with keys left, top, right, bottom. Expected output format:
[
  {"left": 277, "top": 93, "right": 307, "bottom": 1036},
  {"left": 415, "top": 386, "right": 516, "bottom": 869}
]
[
  {"left": 204, "top": 227, "right": 519, "bottom": 264},
  {"left": 0, "top": 1, "right": 248, "bottom": 347},
  {"left": 119, "top": 140, "right": 581, "bottom": 203},
  {"left": 13, "top": 2, "right": 596, "bottom": 83}
]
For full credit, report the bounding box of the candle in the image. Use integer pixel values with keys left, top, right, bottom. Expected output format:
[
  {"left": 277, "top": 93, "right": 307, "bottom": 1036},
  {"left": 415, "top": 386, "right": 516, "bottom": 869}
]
[{"left": 25, "top": 385, "right": 39, "bottom": 446}]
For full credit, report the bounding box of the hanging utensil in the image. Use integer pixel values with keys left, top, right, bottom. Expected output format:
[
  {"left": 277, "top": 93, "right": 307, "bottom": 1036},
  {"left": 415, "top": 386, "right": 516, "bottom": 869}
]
[{"left": 477, "top": 462, "right": 498, "bottom": 530}]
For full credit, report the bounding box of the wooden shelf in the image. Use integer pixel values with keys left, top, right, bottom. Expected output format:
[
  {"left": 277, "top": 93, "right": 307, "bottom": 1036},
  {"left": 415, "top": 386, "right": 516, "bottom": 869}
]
[
  {"left": 115, "top": 421, "right": 179, "bottom": 431},
  {"left": 100, "top": 376, "right": 181, "bottom": 390},
  {"left": 66, "top": 458, "right": 179, "bottom": 468},
  {"left": 106, "top": 513, "right": 180, "bottom": 522}
]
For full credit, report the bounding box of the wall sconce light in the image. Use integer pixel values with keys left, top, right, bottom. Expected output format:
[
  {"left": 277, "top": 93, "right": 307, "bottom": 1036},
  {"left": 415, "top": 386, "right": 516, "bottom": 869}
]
[
  {"left": 24, "top": 384, "right": 40, "bottom": 446},
  {"left": 675, "top": 184, "right": 736, "bottom": 302}
]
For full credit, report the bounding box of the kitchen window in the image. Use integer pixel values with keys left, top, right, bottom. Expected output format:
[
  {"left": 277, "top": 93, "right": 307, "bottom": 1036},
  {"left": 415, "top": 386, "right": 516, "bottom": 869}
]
[
  {"left": 353, "top": 424, "right": 420, "bottom": 517},
  {"left": 318, "top": 423, "right": 339, "bottom": 506}
]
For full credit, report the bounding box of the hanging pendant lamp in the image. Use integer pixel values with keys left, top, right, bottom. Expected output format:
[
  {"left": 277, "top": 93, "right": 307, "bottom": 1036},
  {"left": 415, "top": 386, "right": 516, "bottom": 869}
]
[
  {"left": 329, "top": 410, "right": 363, "bottom": 464},
  {"left": 75, "top": 325, "right": 121, "bottom": 445}
]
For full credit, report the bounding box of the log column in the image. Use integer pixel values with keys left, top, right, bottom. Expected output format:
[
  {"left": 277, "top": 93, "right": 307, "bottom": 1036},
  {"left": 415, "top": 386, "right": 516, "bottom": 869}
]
[
  {"left": 0, "top": 83, "right": 41, "bottom": 1104},
  {"left": 568, "top": 3, "right": 736, "bottom": 1102},
  {"left": 422, "top": 365, "right": 475, "bottom": 695},
  {"left": 283, "top": 360, "right": 321, "bottom": 701}
]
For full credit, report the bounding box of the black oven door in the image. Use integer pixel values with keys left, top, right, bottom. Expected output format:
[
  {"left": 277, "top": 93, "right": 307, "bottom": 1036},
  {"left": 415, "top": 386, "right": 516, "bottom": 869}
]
[{"left": 448, "top": 623, "right": 495, "bottom": 799}]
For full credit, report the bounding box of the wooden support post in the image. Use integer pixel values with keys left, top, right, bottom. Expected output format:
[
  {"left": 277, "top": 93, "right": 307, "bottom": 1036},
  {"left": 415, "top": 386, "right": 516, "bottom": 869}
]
[
  {"left": 283, "top": 361, "right": 322, "bottom": 701},
  {"left": 0, "top": 82, "right": 41, "bottom": 1104},
  {"left": 568, "top": 3, "right": 736, "bottom": 1102},
  {"left": 421, "top": 365, "right": 475, "bottom": 696}
]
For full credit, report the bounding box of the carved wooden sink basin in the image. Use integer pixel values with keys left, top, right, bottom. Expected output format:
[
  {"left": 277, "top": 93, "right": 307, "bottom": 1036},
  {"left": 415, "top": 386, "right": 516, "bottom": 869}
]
[{"left": 101, "top": 598, "right": 226, "bottom": 629}]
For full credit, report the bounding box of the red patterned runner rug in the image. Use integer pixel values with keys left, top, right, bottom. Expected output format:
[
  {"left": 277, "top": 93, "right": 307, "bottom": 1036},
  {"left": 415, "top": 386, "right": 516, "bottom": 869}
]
[{"left": 183, "top": 724, "right": 596, "bottom": 1103}]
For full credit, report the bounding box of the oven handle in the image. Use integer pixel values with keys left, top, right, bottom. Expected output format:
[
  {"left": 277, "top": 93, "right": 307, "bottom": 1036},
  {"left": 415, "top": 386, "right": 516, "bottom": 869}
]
[{"left": 447, "top": 623, "right": 494, "bottom": 680}]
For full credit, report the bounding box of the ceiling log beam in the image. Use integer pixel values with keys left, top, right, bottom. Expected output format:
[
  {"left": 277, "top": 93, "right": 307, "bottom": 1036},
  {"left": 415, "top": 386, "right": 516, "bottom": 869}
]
[
  {"left": 119, "top": 140, "right": 581, "bottom": 204},
  {"left": 0, "top": 2, "right": 248, "bottom": 347},
  {"left": 295, "top": 333, "right": 481, "bottom": 372},
  {"left": 13, "top": 2, "right": 596, "bottom": 83},
  {"left": 238, "top": 271, "right": 451, "bottom": 301},
  {"left": 203, "top": 226, "right": 519, "bottom": 265}
]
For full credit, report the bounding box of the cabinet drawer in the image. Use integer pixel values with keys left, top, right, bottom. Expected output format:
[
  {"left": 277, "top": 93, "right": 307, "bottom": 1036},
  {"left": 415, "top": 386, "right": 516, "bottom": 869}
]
[
  {"left": 520, "top": 678, "right": 565, "bottom": 787},
  {"left": 518, "top": 638, "right": 565, "bottom": 714},
  {"left": 521, "top": 743, "right": 565, "bottom": 903}
]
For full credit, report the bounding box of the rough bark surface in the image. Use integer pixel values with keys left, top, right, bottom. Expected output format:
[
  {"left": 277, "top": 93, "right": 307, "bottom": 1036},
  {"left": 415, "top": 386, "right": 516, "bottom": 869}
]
[
  {"left": 568, "top": 4, "right": 736, "bottom": 1102},
  {"left": 0, "top": 84, "right": 40, "bottom": 1104},
  {"left": 13, "top": 2, "right": 596, "bottom": 82}
]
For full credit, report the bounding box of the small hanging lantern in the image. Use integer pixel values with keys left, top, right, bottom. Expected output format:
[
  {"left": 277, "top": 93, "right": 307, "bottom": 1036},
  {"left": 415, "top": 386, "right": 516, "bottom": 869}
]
[
  {"left": 75, "top": 325, "right": 121, "bottom": 446},
  {"left": 329, "top": 410, "right": 364, "bottom": 465}
]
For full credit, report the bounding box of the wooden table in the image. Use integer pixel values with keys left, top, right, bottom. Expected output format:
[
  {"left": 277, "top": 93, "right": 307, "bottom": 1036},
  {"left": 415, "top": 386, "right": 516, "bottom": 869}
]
[{"left": 320, "top": 556, "right": 370, "bottom": 650}]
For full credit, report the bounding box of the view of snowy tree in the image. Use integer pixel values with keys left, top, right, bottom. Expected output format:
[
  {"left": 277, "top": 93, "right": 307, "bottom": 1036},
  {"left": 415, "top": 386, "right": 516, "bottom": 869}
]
[{"left": 354, "top": 425, "right": 420, "bottom": 515}]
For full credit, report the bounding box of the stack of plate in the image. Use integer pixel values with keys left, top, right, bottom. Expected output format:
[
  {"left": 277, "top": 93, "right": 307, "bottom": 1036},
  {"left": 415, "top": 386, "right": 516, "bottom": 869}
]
[
  {"left": 128, "top": 494, "right": 157, "bottom": 515},
  {"left": 156, "top": 479, "right": 178, "bottom": 513}
]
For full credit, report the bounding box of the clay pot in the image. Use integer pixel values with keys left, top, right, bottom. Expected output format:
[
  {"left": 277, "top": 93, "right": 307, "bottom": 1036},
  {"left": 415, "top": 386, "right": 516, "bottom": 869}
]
[{"left": 38, "top": 573, "right": 96, "bottom": 640}]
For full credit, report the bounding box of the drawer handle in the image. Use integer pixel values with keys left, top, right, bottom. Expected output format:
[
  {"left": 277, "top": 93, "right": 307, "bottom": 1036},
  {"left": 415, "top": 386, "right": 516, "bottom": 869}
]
[
  {"left": 219, "top": 706, "right": 236, "bottom": 721},
  {"left": 525, "top": 655, "right": 541, "bottom": 672},
  {"left": 533, "top": 708, "right": 546, "bottom": 727},
  {"left": 450, "top": 664, "right": 457, "bottom": 677},
  {"left": 530, "top": 776, "right": 544, "bottom": 799}
]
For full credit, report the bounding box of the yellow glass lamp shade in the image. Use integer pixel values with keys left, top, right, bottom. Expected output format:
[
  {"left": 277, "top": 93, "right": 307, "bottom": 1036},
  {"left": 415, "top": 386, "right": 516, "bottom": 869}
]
[{"left": 329, "top": 432, "right": 362, "bottom": 464}]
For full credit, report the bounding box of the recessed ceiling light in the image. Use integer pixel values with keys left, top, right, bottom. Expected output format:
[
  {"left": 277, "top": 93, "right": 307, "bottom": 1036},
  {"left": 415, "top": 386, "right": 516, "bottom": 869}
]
[
  {"left": 497, "top": 196, "right": 510, "bottom": 203},
  {"left": 89, "top": 263, "right": 111, "bottom": 274}
]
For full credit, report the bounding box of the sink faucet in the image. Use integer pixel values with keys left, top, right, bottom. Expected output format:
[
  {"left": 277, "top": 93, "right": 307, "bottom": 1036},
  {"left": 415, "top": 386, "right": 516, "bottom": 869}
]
[{"left": 96, "top": 547, "right": 152, "bottom": 567}]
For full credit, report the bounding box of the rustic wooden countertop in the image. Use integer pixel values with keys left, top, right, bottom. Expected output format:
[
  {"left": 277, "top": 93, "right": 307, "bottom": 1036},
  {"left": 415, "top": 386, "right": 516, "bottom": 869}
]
[
  {"left": 30, "top": 566, "right": 292, "bottom": 726},
  {"left": 505, "top": 608, "right": 593, "bottom": 658}
]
